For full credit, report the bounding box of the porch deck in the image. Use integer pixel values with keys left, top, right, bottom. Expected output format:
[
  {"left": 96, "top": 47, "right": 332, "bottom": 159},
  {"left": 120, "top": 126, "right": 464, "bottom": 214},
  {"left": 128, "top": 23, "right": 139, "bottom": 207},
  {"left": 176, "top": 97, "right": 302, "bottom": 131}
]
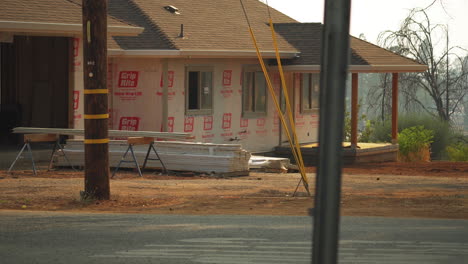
[{"left": 274, "top": 142, "right": 398, "bottom": 165}]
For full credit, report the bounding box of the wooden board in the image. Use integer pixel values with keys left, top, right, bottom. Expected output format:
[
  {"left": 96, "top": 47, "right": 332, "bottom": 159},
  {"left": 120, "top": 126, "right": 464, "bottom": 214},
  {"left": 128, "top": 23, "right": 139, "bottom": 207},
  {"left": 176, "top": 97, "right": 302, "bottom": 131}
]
[
  {"left": 24, "top": 133, "right": 57, "bottom": 143},
  {"left": 13, "top": 127, "right": 191, "bottom": 140}
]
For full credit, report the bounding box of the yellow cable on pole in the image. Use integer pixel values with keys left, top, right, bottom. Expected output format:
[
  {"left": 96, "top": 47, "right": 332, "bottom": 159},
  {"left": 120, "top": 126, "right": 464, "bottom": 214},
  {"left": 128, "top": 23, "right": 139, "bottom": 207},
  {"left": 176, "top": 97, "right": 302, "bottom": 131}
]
[
  {"left": 240, "top": 0, "right": 310, "bottom": 195},
  {"left": 264, "top": 0, "right": 309, "bottom": 190},
  {"left": 265, "top": 0, "right": 309, "bottom": 191},
  {"left": 266, "top": 16, "right": 309, "bottom": 190}
]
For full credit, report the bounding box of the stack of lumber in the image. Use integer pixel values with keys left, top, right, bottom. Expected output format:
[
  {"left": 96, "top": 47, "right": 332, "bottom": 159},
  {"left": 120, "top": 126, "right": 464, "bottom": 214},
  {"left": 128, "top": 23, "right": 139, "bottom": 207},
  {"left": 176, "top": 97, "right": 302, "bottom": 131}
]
[
  {"left": 12, "top": 127, "right": 190, "bottom": 140},
  {"left": 55, "top": 139, "right": 251, "bottom": 175}
]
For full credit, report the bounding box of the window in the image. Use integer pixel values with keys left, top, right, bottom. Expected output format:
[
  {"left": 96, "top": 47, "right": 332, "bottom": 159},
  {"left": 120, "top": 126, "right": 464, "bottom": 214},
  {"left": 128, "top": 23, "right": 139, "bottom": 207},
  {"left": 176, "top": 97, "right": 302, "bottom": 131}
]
[
  {"left": 301, "top": 73, "right": 320, "bottom": 113},
  {"left": 242, "top": 71, "right": 267, "bottom": 117},
  {"left": 186, "top": 67, "right": 213, "bottom": 115}
]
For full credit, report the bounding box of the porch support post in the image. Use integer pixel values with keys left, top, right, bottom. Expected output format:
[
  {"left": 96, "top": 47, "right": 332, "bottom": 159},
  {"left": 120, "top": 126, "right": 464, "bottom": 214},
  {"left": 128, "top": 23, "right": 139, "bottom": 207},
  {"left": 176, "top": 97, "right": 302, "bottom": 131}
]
[
  {"left": 351, "top": 73, "right": 358, "bottom": 148},
  {"left": 391, "top": 73, "right": 399, "bottom": 144}
]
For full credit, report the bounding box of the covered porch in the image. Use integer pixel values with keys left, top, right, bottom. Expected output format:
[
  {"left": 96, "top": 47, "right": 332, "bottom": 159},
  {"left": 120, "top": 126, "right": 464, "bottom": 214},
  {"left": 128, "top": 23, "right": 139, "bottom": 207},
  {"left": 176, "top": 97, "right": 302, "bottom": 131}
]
[
  {"left": 272, "top": 23, "right": 428, "bottom": 164},
  {"left": 275, "top": 71, "right": 422, "bottom": 165}
]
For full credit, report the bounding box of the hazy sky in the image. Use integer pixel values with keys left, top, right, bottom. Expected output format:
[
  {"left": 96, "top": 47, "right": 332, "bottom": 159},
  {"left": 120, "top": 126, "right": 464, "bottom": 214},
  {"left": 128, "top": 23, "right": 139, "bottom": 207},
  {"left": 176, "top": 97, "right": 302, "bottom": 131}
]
[{"left": 264, "top": 0, "right": 468, "bottom": 51}]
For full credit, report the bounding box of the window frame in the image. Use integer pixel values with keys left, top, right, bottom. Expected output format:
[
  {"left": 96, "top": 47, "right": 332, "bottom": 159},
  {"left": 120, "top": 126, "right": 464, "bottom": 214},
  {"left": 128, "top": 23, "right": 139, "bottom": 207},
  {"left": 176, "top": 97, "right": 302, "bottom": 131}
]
[
  {"left": 185, "top": 66, "right": 214, "bottom": 116},
  {"left": 300, "top": 73, "right": 320, "bottom": 114},
  {"left": 242, "top": 69, "right": 267, "bottom": 118}
]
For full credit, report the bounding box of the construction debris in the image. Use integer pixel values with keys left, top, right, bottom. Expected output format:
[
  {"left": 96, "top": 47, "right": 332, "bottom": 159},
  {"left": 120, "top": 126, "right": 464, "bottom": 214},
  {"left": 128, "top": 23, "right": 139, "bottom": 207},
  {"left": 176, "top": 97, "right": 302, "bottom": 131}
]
[{"left": 249, "top": 156, "right": 291, "bottom": 173}]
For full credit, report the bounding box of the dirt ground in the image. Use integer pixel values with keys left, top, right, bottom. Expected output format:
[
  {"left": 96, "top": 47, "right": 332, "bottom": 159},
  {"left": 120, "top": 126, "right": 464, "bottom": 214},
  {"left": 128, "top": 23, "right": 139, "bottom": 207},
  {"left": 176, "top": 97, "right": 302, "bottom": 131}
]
[{"left": 0, "top": 161, "right": 467, "bottom": 219}]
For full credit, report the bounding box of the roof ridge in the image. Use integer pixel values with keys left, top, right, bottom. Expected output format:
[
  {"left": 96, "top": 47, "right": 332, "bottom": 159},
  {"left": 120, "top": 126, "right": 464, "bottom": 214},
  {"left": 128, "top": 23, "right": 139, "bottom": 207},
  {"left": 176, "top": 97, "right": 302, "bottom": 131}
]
[
  {"left": 351, "top": 36, "right": 424, "bottom": 66},
  {"left": 126, "top": 0, "right": 177, "bottom": 49}
]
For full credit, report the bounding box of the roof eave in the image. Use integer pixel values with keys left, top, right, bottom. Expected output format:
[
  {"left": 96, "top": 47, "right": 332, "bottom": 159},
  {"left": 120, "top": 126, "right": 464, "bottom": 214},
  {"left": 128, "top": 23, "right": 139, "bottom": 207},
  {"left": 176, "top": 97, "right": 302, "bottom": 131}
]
[
  {"left": 108, "top": 49, "right": 299, "bottom": 59},
  {"left": 282, "top": 64, "right": 428, "bottom": 73},
  {"left": 349, "top": 65, "right": 428, "bottom": 73},
  {"left": 0, "top": 20, "right": 143, "bottom": 36}
]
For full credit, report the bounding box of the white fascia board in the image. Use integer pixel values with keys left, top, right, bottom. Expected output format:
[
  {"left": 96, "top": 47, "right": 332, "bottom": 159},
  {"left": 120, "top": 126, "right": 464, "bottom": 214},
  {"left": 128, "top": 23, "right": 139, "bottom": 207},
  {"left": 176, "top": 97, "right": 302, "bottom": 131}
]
[
  {"left": 282, "top": 64, "right": 428, "bottom": 73},
  {"left": 108, "top": 49, "right": 182, "bottom": 57},
  {"left": 178, "top": 49, "right": 299, "bottom": 59},
  {"left": 108, "top": 49, "right": 299, "bottom": 59},
  {"left": 281, "top": 65, "right": 321, "bottom": 72},
  {"left": 0, "top": 20, "right": 143, "bottom": 36},
  {"left": 349, "top": 65, "right": 428, "bottom": 73}
]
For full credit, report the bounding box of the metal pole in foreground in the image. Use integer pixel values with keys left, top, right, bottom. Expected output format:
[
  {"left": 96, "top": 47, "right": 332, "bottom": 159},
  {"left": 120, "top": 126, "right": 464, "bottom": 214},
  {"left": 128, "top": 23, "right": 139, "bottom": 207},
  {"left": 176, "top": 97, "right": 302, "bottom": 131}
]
[
  {"left": 312, "top": 0, "right": 351, "bottom": 263},
  {"left": 82, "top": 0, "right": 110, "bottom": 200}
]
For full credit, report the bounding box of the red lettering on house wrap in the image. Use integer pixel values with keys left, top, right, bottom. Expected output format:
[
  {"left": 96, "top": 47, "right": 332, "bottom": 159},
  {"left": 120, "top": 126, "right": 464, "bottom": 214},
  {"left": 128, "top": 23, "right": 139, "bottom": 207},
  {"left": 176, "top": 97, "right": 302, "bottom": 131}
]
[
  {"left": 204, "top": 116, "right": 213, "bottom": 131},
  {"left": 167, "top": 117, "right": 174, "bottom": 132},
  {"left": 184, "top": 116, "right": 194, "bottom": 132},
  {"left": 168, "top": 91, "right": 176, "bottom": 100},
  {"left": 223, "top": 70, "right": 232, "bottom": 86},
  {"left": 221, "top": 132, "right": 233, "bottom": 137},
  {"left": 73, "top": 91, "right": 80, "bottom": 111},
  {"left": 202, "top": 132, "right": 215, "bottom": 143},
  {"left": 222, "top": 113, "right": 232, "bottom": 129},
  {"left": 310, "top": 114, "right": 319, "bottom": 128},
  {"left": 221, "top": 89, "right": 233, "bottom": 98},
  {"left": 73, "top": 38, "right": 81, "bottom": 70},
  {"left": 240, "top": 118, "right": 249, "bottom": 128},
  {"left": 118, "top": 71, "right": 139, "bottom": 88},
  {"left": 160, "top": 70, "right": 174, "bottom": 88},
  {"left": 202, "top": 134, "right": 215, "bottom": 139},
  {"left": 73, "top": 38, "right": 80, "bottom": 57},
  {"left": 296, "top": 121, "right": 306, "bottom": 127},
  {"left": 119, "top": 117, "right": 140, "bottom": 131}
]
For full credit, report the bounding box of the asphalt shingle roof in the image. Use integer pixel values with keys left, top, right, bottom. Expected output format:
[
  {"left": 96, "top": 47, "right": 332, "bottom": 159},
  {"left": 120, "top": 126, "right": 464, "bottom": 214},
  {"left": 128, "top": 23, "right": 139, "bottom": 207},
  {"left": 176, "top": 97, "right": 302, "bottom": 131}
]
[
  {"left": 0, "top": 0, "right": 136, "bottom": 28},
  {"left": 0, "top": 0, "right": 426, "bottom": 70},
  {"left": 126, "top": 0, "right": 298, "bottom": 51},
  {"left": 273, "top": 23, "right": 424, "bottom": 67},
  {"left": 108, "top": 0, "right": 174, "bottom": 50}
]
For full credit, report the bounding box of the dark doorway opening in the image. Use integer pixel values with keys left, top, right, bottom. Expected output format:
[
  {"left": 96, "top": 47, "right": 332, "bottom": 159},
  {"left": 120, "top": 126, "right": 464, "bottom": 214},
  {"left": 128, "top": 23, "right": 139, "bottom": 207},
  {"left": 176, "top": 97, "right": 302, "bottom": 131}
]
[{"left": 1, "top": 36, "right": 70, "bottom": 145}]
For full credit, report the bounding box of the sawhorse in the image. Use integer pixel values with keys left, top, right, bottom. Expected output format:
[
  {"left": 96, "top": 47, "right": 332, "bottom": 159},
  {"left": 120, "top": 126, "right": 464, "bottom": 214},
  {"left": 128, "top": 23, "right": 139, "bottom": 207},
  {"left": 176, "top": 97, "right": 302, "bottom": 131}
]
[
  {"left": 8, "top": 133, "right": 74, "bottom": 176},
  {"left": 112, "top": 137, "right": 167, "bottom": 178}
]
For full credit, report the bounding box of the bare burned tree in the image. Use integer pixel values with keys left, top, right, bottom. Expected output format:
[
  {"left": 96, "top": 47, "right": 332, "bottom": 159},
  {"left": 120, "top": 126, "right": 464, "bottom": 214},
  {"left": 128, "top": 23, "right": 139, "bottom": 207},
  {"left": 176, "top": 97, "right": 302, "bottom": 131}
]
[
  {"left": 378, "top": 7, "right": 468, "bottom": 122},
  {"left": 366, "top": 73, "right": 392, "bottom": 122}
]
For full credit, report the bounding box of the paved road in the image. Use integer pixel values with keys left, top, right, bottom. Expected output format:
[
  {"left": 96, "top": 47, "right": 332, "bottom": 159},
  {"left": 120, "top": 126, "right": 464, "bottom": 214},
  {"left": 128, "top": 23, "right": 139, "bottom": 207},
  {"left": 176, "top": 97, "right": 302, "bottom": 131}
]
[{"left": 0, "top": 211, "right": 467, "bottom": 263}]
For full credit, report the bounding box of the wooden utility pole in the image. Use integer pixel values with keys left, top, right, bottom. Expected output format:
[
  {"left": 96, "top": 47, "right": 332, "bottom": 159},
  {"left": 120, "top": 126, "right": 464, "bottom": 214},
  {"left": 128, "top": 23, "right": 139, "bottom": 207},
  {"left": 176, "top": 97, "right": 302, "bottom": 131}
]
[{"left": 82, "top": 0, "right": 110, "bottom": 200}]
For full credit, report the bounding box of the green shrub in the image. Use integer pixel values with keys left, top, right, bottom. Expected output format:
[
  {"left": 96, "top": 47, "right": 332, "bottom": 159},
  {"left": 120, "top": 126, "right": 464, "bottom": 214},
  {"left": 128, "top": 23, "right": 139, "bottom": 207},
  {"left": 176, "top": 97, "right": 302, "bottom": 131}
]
[
  {"left": 370, "top": 119, "right": 392, "bottom": 143},
  {"left": 446, "top": 143, "right": 468, "bottom": 161},
  {"left": 398, "top": 114, "right": 453, "bottom": 159},
  {"left": 369, "top": 114, "right": 461, "bottom": 159},
  {"left": 343, "top": 109, "right": 374, "bottom": 142},
  {"left": 398, "top": 126, "right": 434, "bottom": 158},
  {"left": 359, "top": 119, "right": 375, "bottom": 142}
]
